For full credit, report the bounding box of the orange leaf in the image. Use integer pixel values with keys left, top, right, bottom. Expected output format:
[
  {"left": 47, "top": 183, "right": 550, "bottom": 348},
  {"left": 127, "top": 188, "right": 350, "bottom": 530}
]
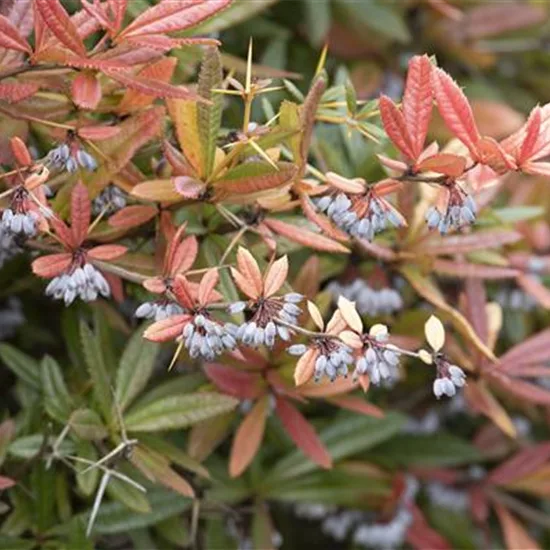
[
  {"left": 494, "top": 504, "right": 541, "bottom": 550},
  {"left": 416, "top": 153, "right": 466, "bottom": 177},
  {"left": 0, "top": 82, "right": 39, "bottom": 103},
  {"left": 327, "top": 396, "right": 384, "bottom": 418},
  {"left": 70, "top": 181, "right": 91, "bottom": 245},
  {"left": 488, "top": 442, "right": 550, "bottom": 486},
  {"left": 143, "top": 314, "right": 190, "bottom": 342},
  {"left": 35, "top": 0, "right": 86, "bottom": 56},
  {"left": 263, "top": 255, "right": 288, "bottom": 298},
  {"left": 403, "top": 55, "right": 433, "bottom": 159},
  {"left": 117, "top": 0, "right": 232, "bottom": 42},
  {"left": 518, "top": 106, "right": 541, "bottom": 165},
  {"left": 294, "top": 348, "right": 317, "bottom": 386},
  {"left": 10, "top": 137, "right": 31, "bottom": 166},
  {"left": 476, "top": 136, "right": 516, "bottom": 174},
  {"left": 131, "top": 179, "right": 182, "bottom": 202},
  {"left": 77, "top": 125, "right": 121, "bottom": 141},
  {"left": 275, "top": 397, "right": 332, "bottom": 469},
  {"left": 298, "top": 376, "right": 357, "bottom": 397},
  {"left": 32, "top": 253, "right": 72, "bottom": 278},
  {"left": 198, "top": 268, "right": 219, "bottom": 306},
  {"left": 418, "top": 230, "right": 522, "bottom": 255},
  {"left": 379, "top": 95, "right": 415, "bottom": 160},
  {"left": 87, "top": 244, "right": 127, "bottom": 261},
  {"left": 432, "top": 67, "right": 481, "bottom": 158},
  {"left": 0, "top": 14, "right": 31, "bottom": 53},
  {"left": 172, "top": 276, "right": 196, "bottom": 310},
  {"left": 118, "top": 57, "right": 177, "bottom": 113},
  {"left": 71, "top": 72, "right": 101, "bottom": 110},
  {"left": 231, "top": 267, "right": 258, "bottom": 300},
  {"left": 263, "top": 218, "right": 349, "bottom": 254},
  {"left": 170, "top": 235, "right": 198, "bottom": 276},
  {"left": 229, "top": 396, "right": 268, "bottom": 477},
  {"left": 236, "top": 247, "right": 263, "bottom": 298},
  {"left": 299, "top": 193, "right": 350, "bottom": 242},
  {"left": 108, "top": 205, "right": 158, "bottom": 229}
]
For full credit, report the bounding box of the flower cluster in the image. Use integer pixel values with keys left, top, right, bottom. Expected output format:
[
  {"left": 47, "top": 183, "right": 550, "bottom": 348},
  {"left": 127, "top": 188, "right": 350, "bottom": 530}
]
[
  {"left": 92, "top": 184, "right": 127, "bottom": 215},
  {"left": 425, "top": 187, "right": 477, "bottom": 235},
  {"left": 0, "top": 226, "right": 22, "bottom": 268},
  {"left": 317, "top": 191, "right": 404, "bottom": 241},
  {"left": 47, "top": 142, "right": 97, "bottom": 173},
  {"left": 230, "top": 292, "right": 303, "bottom": 347},
  {"left": 290, "top": 338, "right": 354, "bottom": 381},
  {"left": 46, "top": 262, "right": 111, "bottom": 306},
  {"left": 180, "top": 313, "right": 236, "bottom": 361},
  {"left": 1, "top": 209, "right": 39, "bottom": 237},
  {"left": 327, "top": 279, "right": 403, "bottom": 317},
  {"left": 135, "top": 300, "right": 184, "bottom": 322}
]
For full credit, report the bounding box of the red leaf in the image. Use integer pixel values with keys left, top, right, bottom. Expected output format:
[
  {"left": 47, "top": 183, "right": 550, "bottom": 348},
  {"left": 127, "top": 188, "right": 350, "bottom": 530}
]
[
  {"left": 407, "top": 506, "right": 451, "bottom": 550},
  {"left": 488, "top": 442, "right": 550, "bottom": 486},
  {"left": 204, "top": 364, "right": 263, "bottom": 400},
  {"left": 416, "top": 153, "right": 466, "bottom": 177},
  {"left": 433, "top": 259, "right": 519, "bottom": 280},
  {"left": 499, "top": 327, "right": 550, "bottom": 370},
  {"left": 516, "top": 273, "right": 550, "bottom": 309},
  {"left": 10, "top": 137, "right": 32, "bottom": 166},
  {"left": 0, "top": 476, "right": 15, "bottom": 490},
  {"left": 117, "top": 57, "right": 177, "bottom": 113},
  {"left": 379, "top": 95, "right": 415, "bottom": 160},
  {"left": 108, "top": 205, "right": 158, "bottom": 229},
  {"left": 143, "top": 314, "right": 190, "bottom": 342},
  {"left": 494, "top": 504, "right": 541, "bottom": 550},
  {"left": 87, "top": 244, "right": 127, "bottom": 261},
  {"left": 0, "top": 14, "right": 31, "bottom": 53},
  {"left": 71, "top": 72, "right": 101, "bottom": 110},
  {"left": 518, "top": 106, "right": 541, "bottom": 165},
  {"left": 0, "top": 82, "right": 39, "bottom": 103},
  {"left": 70, "top": 182, "right": 91, "bottom": 245},
  {"left": 229, "top": 396, "right": 268, "bottom": 477},
  {"left": 419, "top": 230, "right": 522, "bottom": 255},
  {"left": 32, "top": 253, "right": 72, "bottom": 278},
  {"left": 104, "top": 68, "right": 202, "bottom": 101},
  {"left": 403, "top": 55, "right": 433, "bottom": 159},
  {"left": 263, "top": 218, "right": 350, "bottom": 254},
  {"left": 275, "top": 397, "right": 332, "bottom": 469},
  {"left": 49, "top": 217, "right": 75, "bottom": 249},
  {"left": 117, "top": 0, "right": 232, "bottom": 41},
  {"left": 109, "top": 0, "right": 127, "bottom": 32},
  {"left": 34, "top": 0, "right": 86, "bottom": 56},
  {"left": 432, "top": 67, "right": 481, "bottom": 158},
  {"left": 170, "top": 235, "right": 198, "bottom": 276},
  {"left": 198, "top": 268, "right": 219, "bottom": 306},
  {"left": 488, "top": 371, "right": 550, "bottom": 406},
  {"left": 77, "top": 125, "right": 121, "bottom": 141},
  {"left": 171, "top": 276, "right": 195, "bottom": 310},
  {"left": 327, "top": 395, "right": 384, "bottom": 418}
]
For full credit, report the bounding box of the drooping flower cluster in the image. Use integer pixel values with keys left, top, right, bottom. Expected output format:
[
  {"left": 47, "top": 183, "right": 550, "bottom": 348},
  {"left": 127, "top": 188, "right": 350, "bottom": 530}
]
[
  {"left": 327, "top": 279, "right": 403, "bottom": 317},
  {"left": 92, "top": 184, "right": 127, "bottom": 215},
  {"left": 135, "top": 300, "right": 184, "bottom": 322},
  {"left": 45, "top": 261, "right": 110, "bottom": 305},
  {"left": 419, "top": 315, "right": 467, "bottom": 398},
  {"left": 0, "top": 226, "right": 22, "bottom": 268},
  {"left": 425, "top": 186, "right": 477, "bottom": 235},
  {"left": 315, "top": 174, "right": 405, "bottom": 241},
  {"left": 31, "top": 182, "right": 127, "bottom": 306},
  {"left": 228, "top": 248, "right": 302, "bottom": 346},
  {"left": 47, "top": 141, "right": 97, "bottom": 173},
  {"left": 143, "top": 270, "right": 237, "bottom": 362}
]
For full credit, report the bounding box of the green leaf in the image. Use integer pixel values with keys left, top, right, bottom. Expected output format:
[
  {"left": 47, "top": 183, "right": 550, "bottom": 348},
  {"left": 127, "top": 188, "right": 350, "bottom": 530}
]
[
  {"left": 115, "top": 329, "right": 159, "bottom": 413},
  {"left": 0, "top": 537, "right": 34, "bottom": 550},
  {"left": 124, "top": 393, "right": 239, "bottom": 432},
  {"left": 31, "top": 463, "right": 56, "bottom": 532},
  {"left": 198, "top": 47, "right": 223, "bottom": 178},
  {"left": 335, "top": 0, "right": 410, "bottom": 43},
  {"left": 106, "top": 475, "right": 151, "bottom": 514},
  {"left": 82, "top": 490, "right": 190, "bottom": 535},
  {"left": 41, "top": 355, "right": 72, "bottom": 423},
  {"left": 80, "top": 321, "right": 113, "bottom": 421},
  {"left": 131, "top": 373, "right": 205, "bottom": 409},
  {"left": 0, "top": 344, "right": 40, "bottom": 389},
  {"left": 69, "top": 409, "right": 108, "bottom": 441},
  {"left": 8, "top": 435, "right": 74, "bottom": 459},
  {"left": 493, "top": 206, "right": 545, "bottom": 223},
  {"left": 75, "top": 440, "right": 99, "bottom": 497},
  {"left": 265, "top": 412, "right": 405, "bottom": 484},
  {"left": 302, "top": 0, "right": 330, "bottom": 47},
  {"left": 367, "top": 433, "right": 481, "bottom": 468}
]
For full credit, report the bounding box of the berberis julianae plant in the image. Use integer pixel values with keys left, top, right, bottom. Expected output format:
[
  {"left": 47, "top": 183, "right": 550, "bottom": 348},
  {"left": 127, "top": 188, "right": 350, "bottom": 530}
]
[{"left": 1, "top": 0, "right": 550, "bottom": 548}]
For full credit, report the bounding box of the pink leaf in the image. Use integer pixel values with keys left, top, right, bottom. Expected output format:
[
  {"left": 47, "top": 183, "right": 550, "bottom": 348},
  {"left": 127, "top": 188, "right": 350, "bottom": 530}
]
[
  {"left": 275, "top": 397, "right": 332, "bottom": 469},
  {"left": 87, "top": 244, "right": 127, "bottom": 261},
  {"left": 108, "top": 205, "right": 158, "bottom": 229},
  {"left": 499, "top": 327, "right": 550, "bottom": 370},
  {"left": 488, "top": 442, "right": 550, "bottom": 485},
  {"left": 70, "top": 182, "right": 91, "bottom": 245},
  {"left": 432, "top": 67, "right": 481, "bottom": 158},
  {"left": 0, "top": 14, "right": 32, "bottom": 53},
  {"left": 379, "top": 95, "right": 415, "bottom": 160},
  {"left": 32, "top": 253, "right": 72, "bottom": 278},
  {"left": 204, "top": 364, "right": 263, "bottom": 400},
  {"left": 403, "top": 55, "right": 433, "bottom": 159},
  {"left": 71, "top": 72, "right": 101, "bottom": 110},
  {"left": 143, "top": 314, "right": 190, "bottom": 342}
]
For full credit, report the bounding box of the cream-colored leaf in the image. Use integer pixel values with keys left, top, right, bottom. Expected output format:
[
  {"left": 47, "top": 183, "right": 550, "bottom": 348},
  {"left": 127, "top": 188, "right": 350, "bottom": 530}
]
[
  {"left": 339, "top": 330, "right": 363, "bottom": 349},
  {"left": 337, "top": 296, "right": 363, "bottom": 333},
  {"left": 418, "top": 349, "right": 433, "bottom": 365},
  {"left": 486, "top": 302, "right": 503, "bottom": 351},
  {"left": 369, "top": 324, "right": 388, "bottom": 339},
  {"left": 425, "top": 315, "right": 445, "bottom": 352},
  {"left": 307, "top": 301, "right": 324, "bottom": 331}
]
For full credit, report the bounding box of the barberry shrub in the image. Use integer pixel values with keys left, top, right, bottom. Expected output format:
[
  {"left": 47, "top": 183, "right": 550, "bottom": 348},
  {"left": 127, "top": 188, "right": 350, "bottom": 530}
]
[{"left": 1, "top": 0, "right": 550, "bottom": 548}]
